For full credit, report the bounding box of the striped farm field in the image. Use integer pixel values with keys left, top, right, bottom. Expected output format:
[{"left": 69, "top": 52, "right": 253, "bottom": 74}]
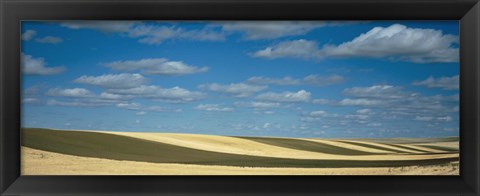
[{"left": 21, "top": 128, "right": 460, "bottom": 175}]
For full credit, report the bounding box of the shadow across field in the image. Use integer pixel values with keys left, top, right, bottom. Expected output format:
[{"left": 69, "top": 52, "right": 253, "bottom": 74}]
[{"left": 22, "top": 128, "right": 458, "bottom": 168}]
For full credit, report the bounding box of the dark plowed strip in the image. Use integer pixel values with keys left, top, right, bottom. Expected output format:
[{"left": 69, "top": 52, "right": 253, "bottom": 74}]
[
  {"left": 335, "top": 140, "right": 407, "bottom": 154},
  {"left": 355, "top": 137, "right": 459, "bottom": 144},
  {"left": 234, "top": 137, "right": 389, "bottom": 155},
  {"left": 22, "top": 128, "right": 458, "bottom": 168},
  {"left": 386, "top": 144, "right": 432, "bottom": 153},
  {"left": 418, "top": 145, "right": 459, "bottom": 152}
]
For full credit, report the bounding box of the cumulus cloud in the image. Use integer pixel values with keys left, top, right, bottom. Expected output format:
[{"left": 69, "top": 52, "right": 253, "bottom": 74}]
[
  {"left": 415, "top": 116, "right": 434, "bottom": 121},
  {"left": 345, "top": 114, "right": 369, "bottom": 120},
  {"left": 338, "top": 98, "right": 383, "bottom": 106},
  {"left": 262, "top": 122, "right": 271, "bottom": 129},
  {"left": 367, "top": 123, "right": 382, "bottom": 127},
  {"left": 99, "top": 92, "right": 132, "bottom": 100},
  {"left": 343, "top": 85, "right": 405, "bottom": 99},
  {"left": 102, "top": 58, "right": 208, "bottom": 75},
  {"left": 253, "top": 39, "right": 320, "bottom": 59},
  {"left": 116, "top": 102, "right": 142, "bottom": 110},
  {"left": 107, "top": 85, "right": 205, "bottom": 103},
  {"left": 60, "top": 21, "right": 138, "bottom": 33},
  {"left": 61, "top": 21, "right": 224, "bottom": 44},
  {"left": 221, "top": 21, "right": 326, "bottom": 40},
  {"left": 356, "top": 109, "right": 372, "bottom": 114},
  {"left": 22, "top": 84, "right": 46, "bottom": 104},
  {"left": 21, "top": 54, "right": 65, "bottom": 75},
  {"left": 74, "top": 73, "right": 147, "bottom": 89},
  {"left": 46, "top": 88, "right": 94, "bottom": 98},
  {"left": 246, "top": 76, "right": 300, "bottom": 86},
  {"left": 196, "top": 104, "right": 234, "bottom": 112},
  {"left": 246, "top": 74, "right": 344, "bottom": 87},
  {"left": 412, "top": 75, "right": 459, "bottom": 90},
  {"left": 47, "top": 99, "right": 109, "bottom": 107},
  {"left": 198, "top": 83, "right": 267, "bottom": 98},
  {"left": 22, "top": 98, "right": 41, "bottom": 104},
  {"left": 136, "top": 111, "right": 147, "bottom": 116},
  {"left": 309, "top": 110, "right": 327, "bottom": 117},
  {"left": 129, "top": 24, "right": 225, "bottom": 44},
  {"left": 116, "top": 102, "right": 181, "bottom": 113},
  {"left": 234, "top": 101, "right": 280, "bottom": 109},
  {"left": 22, "top": 30, "right": 37, "bottom": 41},
  {"left": 437, "top": 116, "right": 452, "bottom": 122},
  {"left": 35, "top": 36, "right": 63, "bottom": 44},
  {"left": 255, "top": 90, "right": 311, "bottom": 102},
  {"left": 252, "top": 24, "right": 459, "bottom": 63},
  {"left": 44, "top": 86, "right": 131, "bottom": 108}
]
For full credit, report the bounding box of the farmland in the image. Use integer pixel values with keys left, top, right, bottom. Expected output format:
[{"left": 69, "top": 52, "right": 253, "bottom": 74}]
[{"left": 21, "top": 128, "right": 459, "bottom": 175}]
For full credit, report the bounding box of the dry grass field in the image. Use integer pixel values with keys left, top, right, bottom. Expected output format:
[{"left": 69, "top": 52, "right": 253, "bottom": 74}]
[{"left": 21, "top": 128, "right": 459, "bottom": 175}]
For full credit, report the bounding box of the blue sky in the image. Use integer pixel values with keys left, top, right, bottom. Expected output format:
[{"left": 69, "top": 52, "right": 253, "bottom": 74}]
[{"left": 21, "top": 21, "right": 459, "bottom": 138}]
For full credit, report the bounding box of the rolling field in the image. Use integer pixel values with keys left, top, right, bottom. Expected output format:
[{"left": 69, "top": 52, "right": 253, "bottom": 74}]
[{"left": 21, "top": 128, "right": 460, "bottom": 175}]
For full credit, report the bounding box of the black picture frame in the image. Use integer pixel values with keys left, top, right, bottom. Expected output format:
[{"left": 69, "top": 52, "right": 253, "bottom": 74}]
[{"left": 1, "top": 0, "right": 479, "bottom": 195}]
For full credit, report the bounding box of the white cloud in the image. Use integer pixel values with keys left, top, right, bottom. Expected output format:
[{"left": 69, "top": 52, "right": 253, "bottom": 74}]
[
  {"left": 60, "top": 21, "right": 137, "bottom": 33},
  {"left": 356, "top": 109, "right": 372, "bottom": 114},
  {"left": 246, "top": 76, "right": 300, "bottom": 85},
  {"left": 235, "top": 101, "right": 280, "bottom": 109},
  {"left": 412, "top": 75, "right": 459, "bottom": 90},
  {"left": 136, "top": 111, "right": 147, "bottom": 116},
  {"left": 199, "top": 83, "right": 267, "bottom": 98},
  {"left": 116, "top": 102, "right": 181, "bottom": 113},
  {"left": 310, "top": 110, "right": 327, "bottom": 117},
  {"left": 415, "top": 116, "right": 434, "bottom": 121},
  {"left": 221, "top": 21, "right": 326, "bottom": 40},
  {"left": 102, "top": 58, "right": 208, "bottom": 75},
  {"left": 437, "top": 116, "right": 452, "bottom": 122},
  {"left": 46, "top": 99, "right": 111, "bottom": 107},
  {"left": 255, "top": 90, "right": 311, "bottom": 102},
  {"left": 74, "top": 73, "right": 147, "bottom": 89},
  {"left": 320, "top": 24, "right": 458, "bottom": 63},
  {"left": 343, "top": 85, "right": 405, "bottom": 99},
  {"left": 99, "top": 92, "right": 131, "bottom": 100},
  {"left": 345, "top": 114, "right": 369, "bottom": 120},
  {"left": 35, "top": 36, "right": 63, "bottom": 44},
  {"left": 339, "top": 98, "right": 383, "bottom": 106},
  {"left": 246, "top": 74, "right": 344, "bottom": 87},
  {"left": 22, "top": 85, "right": 46, "bottom": 105},
  {"left": 117, "top": 102, "right": 142, "bottom": 110},
  {"left": 46, "top": 88, "right": 93, "bottom": 98},
  {"left": 128, "top": 24, "right": 225, "bottom": 44},
  {"left": 44, "top": 87, "right": 132, "bottom": 108},
  {"left": 303, "top": 75, "right": 345, "bottom": 86},
  {"left": 252, "top": 24, "right": 459, "bottom": 63},
  {"left": 22, "top": 98, "right": 41, "bottom": 104},
  {"left": 196, "top": 104, "right": 233, "bottom": 112},
  {"left": 107, "top": 85, "right": 205, "bottom": 103},
  {"left": 21, "top": 54, "right": 65, "bottom": 75},
  {"left": 262, "top": 122, "right": 271, "bottom": 129},
  {"left": 22, "top": 30, "right": 37, "bottom": 41},
  {"left": 252, "top": 39, "right": 320, "bottom": 59},
  {"left": 61, "top": 21, "right": 224, "bottom": 44},
  {"left": 367, "top": 123, "right": 382, "bottom": 127}
]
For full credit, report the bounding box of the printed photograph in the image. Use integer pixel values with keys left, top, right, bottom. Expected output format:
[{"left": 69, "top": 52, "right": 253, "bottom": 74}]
[{"left": 21, "top": 21, "right": 459, "bottom": 175}]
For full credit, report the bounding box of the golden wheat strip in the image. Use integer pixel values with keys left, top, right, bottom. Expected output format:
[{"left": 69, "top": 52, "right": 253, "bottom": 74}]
[
  {"left": 300, "top": 138, "right": 396, "bottom": 154},
  {"left": 335, "top": 140, "right": 423, "bottom": 154}
]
